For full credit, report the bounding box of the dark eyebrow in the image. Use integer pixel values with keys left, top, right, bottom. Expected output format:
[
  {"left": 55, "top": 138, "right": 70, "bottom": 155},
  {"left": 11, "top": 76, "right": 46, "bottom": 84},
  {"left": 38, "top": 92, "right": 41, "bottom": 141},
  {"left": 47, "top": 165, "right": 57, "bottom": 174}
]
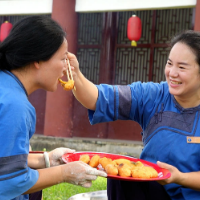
[{"left": 168, "top": 58, "right": 189, "bottom": 66}]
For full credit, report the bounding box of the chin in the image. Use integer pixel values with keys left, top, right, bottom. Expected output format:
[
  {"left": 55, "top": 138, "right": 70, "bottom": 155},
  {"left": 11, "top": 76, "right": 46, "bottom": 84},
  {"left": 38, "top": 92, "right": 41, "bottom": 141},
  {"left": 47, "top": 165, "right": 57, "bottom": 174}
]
[
  {"left": 169, "top": 89, "right": 182, "bottom": 97},
  {"left": 46, "top": 87, "right": 57, "bottom": 92}
]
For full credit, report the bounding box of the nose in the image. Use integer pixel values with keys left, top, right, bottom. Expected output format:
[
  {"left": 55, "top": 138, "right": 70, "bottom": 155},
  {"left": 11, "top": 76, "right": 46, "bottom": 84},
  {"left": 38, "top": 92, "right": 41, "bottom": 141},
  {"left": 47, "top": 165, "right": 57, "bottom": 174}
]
[{"left": 169, "top": 66, "right": 178, "bottom": 77}]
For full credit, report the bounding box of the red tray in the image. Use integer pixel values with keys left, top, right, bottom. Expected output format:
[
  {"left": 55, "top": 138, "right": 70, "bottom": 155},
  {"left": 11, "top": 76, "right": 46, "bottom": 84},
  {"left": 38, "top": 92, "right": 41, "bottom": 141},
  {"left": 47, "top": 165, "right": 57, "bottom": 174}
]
[{"left": 62, "top": 152, "right": 171, "bottom": 181}]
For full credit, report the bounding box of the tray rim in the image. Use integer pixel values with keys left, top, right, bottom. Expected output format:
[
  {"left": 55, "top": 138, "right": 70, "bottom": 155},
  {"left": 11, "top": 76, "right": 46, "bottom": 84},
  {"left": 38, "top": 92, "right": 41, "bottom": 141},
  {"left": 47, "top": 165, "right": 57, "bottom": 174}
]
[{"left": 62, "top": 151, "right": 171, "bottom": 181}]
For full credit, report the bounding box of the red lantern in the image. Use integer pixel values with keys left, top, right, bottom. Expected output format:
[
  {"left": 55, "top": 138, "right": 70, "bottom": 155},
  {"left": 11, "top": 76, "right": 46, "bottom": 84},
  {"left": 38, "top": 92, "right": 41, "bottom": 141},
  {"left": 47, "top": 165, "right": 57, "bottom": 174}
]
[
  {"left": 0, "top": 21, "right": 13, "bottom": 42},
  {"left": 127, "top": 15, "right": 142, "bottom": 46}
]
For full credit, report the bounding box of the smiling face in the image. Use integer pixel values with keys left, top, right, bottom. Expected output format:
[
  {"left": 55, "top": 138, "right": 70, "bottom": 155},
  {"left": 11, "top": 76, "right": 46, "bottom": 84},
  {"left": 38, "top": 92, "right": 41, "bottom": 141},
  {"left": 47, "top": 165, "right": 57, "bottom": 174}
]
[
  {"left": 36, "top": 38, "right": 68, "bottom": 92},
  {"left": 165, "top": 42, "right": 200, "bottom": 107}
]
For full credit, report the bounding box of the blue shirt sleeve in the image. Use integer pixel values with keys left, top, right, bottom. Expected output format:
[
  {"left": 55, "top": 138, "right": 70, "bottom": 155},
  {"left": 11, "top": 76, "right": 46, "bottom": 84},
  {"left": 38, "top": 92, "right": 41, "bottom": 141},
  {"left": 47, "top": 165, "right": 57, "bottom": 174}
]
[
  {"left": 89, "top": 82, "right": 169, "bottom": 130},
  {"left": 89, "top": 84, "right": 115, "bottom": 124}
]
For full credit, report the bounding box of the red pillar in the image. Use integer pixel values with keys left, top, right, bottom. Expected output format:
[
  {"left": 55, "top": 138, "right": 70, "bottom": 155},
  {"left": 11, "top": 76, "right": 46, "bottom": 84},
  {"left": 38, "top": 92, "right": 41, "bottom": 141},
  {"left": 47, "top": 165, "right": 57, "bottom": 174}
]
[
  {"left": 29, "top": 89, "right": 46, "bottom": 135},
  {"left": 194, "top": 0, "right": 200, "bottom": 31},
  {"left": 43, "top": 0, "right": 78, "bottom": 137}
]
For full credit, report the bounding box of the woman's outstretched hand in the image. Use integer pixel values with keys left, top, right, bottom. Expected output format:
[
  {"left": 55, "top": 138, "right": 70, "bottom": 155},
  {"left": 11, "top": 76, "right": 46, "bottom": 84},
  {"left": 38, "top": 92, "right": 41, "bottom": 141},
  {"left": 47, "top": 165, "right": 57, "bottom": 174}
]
[
  {"left": 61, "top": 161, "right": 107, "bottom": 188},
  {"left": 48, "top": 147, "right": 75, "bottom": 166},
  {"left": 156, "top": 161, "right": 182, "bottom": 185}
]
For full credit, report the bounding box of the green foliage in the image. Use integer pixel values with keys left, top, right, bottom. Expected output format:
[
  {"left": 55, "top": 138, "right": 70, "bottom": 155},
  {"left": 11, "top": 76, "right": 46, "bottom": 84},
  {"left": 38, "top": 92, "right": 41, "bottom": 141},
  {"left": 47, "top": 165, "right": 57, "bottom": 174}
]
[{"left": 43, "top": 177, "right": 107, "bottom": 200}]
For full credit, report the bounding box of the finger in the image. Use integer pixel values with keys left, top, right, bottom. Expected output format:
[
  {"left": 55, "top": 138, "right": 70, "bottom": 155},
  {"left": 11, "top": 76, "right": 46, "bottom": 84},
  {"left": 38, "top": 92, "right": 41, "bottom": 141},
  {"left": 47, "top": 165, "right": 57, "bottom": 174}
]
[
  {"left": 86, "top": 169, "right": 107, "bottom": 177},
  {"left": 81, "top": 181, "right": 92, "bottom": 188},
  {"left": 63, "top": 148, "right": 75, "bottom": 154},
  {"left": 86, "top": 175, "right": 97, "bottom": 181},
  {"left": 57, "top": 147, "right": 75, "bottom": 154},
  {"left": 59, "top": 158, "right": 65, "bottom": 164},
  {"left": 97, "top": 170, "right": 107, "bottom": 177},
  {"left": 67, "top": 52, "right": 75, "bottom": 59},
  {"left": 75, "top": 161, "right": 90, "bottom": 166},
  {"left": 157, "top": 161, "right": 164, "bottom": 166},
  {"left": 157, "top": 161, "right": 171, "bottom": 169}
]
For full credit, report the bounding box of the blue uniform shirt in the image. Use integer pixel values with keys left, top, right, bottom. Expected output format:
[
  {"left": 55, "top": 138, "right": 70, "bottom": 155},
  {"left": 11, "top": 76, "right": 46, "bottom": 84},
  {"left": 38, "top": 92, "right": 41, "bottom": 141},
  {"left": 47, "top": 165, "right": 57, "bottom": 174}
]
[
  {"left": 0, "top": 70, "right": 39, "bottom": 200},
  {"left": 89, "top": 82, "right": 200, "bottom": 200}
]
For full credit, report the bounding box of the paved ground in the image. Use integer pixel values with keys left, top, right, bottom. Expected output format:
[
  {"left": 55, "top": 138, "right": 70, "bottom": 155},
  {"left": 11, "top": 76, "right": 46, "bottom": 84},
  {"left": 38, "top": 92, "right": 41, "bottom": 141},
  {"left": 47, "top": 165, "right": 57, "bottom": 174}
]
[{"left": 30, "top": 134, "right": 144, "bottom": 158}]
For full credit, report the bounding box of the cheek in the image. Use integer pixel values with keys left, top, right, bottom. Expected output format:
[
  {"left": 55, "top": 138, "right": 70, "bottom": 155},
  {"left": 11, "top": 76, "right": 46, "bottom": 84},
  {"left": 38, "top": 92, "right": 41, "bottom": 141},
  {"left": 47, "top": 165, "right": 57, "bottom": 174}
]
[
  {"left": 164, "top": 67, "right": 169, "bottom": 77},
  {"left": 57, "top": 62, "right": 65, "bottom": 71}
]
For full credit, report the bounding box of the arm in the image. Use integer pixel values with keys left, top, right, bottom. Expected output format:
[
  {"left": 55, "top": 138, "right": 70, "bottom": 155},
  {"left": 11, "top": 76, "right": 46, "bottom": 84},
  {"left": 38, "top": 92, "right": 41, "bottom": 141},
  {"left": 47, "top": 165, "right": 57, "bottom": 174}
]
[
  {"left": 28, "top": 153, "right": 45, "bottom": 169},
  {"left": 25, "top": 161, "right": 107, "bottom": 194},
  {"left": 67, "top": 52, "right": 98, "bottom": 110},
  {"left": 28, "top": 148, "right": 75, "bottom": 169},
  {"left": 26, "top": 148, "right": 107, "bottom": 193},
  {"left": 157, "top": 161, "right": 200, "bottom": 191},
  {"left": 25, "top": 165, "right": 63, "bottom": 193}
]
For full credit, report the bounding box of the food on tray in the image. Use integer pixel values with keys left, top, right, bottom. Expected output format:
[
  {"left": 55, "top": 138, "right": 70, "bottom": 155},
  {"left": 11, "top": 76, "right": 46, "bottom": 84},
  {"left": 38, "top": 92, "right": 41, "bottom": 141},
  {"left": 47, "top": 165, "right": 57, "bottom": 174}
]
[
  {"left": 58, "top": 79, "right": 74, "bottom": 91},
  {"left": 105, "top": 164, "right": 118, "bottom": 176},
  {"left": 99, "top": 157, "right": 115, "bottom": 169},
  {"left": 118, "top": 163, "right": 132, "bottom": 177},
  {"left": 89, "top": 155, "right": 100, "bottom": 168},
  {"left": 113, "top": 159, "right": 132, "bottom": 165},
  {"left": 78, "top": 154, "right": 158, "bottom": 179},
  {"left": 79, "top": 154, "right": 90, "bottom": 164},
  {"left": 133, "top": 161, "right": 144, "bottom": 167},
  {"left": 131, "top": 166, "right": 158, "bottom": 178}
]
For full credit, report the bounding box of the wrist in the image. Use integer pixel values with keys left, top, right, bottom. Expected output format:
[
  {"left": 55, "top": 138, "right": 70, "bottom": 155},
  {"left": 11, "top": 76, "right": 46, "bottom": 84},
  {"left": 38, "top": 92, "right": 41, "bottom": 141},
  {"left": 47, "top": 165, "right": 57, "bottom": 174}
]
[
  {"left": 43, "top": 152, "right": 50, "bottom": 168},
  {"left": 60, "top": 164, "right": 68, "bottom": 183}
]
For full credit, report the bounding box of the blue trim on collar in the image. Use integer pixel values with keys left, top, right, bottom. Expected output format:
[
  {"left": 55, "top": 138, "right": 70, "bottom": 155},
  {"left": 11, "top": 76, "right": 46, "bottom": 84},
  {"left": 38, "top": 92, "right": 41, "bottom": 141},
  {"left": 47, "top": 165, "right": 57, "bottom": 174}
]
[{"left": 172, "top": 95, "right": 200, "bottom": 113}]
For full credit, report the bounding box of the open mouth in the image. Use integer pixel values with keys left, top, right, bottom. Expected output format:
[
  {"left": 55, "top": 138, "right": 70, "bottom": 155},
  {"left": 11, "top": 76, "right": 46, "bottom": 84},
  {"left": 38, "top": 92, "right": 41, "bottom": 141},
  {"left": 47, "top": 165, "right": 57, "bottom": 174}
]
[{"left": 171, "top": 81, "right": 182, "bottom": 85}]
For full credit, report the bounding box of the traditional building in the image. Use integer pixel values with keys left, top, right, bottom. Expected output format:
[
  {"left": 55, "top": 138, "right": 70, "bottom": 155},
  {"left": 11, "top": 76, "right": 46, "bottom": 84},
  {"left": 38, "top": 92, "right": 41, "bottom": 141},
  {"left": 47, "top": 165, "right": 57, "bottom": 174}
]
[{"left": 0, "top": 0, "right": 199, "bottom": 142}]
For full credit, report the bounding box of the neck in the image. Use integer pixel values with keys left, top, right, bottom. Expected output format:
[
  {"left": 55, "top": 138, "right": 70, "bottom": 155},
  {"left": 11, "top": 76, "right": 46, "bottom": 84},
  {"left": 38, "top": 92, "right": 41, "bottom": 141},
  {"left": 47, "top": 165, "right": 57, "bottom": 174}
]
[
  {"left": 11, "top": 67, "right": 37, "bottom": 95},
  {"left": 174, "top": 95, "right": 200, "bottom": 108}
]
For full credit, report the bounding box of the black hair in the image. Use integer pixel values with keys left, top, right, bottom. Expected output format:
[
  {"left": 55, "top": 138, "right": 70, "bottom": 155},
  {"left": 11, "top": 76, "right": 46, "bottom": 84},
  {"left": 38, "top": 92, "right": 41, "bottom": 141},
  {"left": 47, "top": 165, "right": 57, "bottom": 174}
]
[
  {"left": 170, "top": 30, "right": 200, "bottom": 66},
  {"left": 0, "top": 15, "right": 66, "bottom": 70}
]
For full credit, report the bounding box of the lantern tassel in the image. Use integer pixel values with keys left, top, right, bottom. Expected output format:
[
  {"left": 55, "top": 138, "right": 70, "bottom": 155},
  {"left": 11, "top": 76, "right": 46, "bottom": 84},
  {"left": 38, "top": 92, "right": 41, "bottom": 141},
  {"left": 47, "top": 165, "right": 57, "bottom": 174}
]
[{"left": 131, "top": 41, "right": 137, "bottom": 46}]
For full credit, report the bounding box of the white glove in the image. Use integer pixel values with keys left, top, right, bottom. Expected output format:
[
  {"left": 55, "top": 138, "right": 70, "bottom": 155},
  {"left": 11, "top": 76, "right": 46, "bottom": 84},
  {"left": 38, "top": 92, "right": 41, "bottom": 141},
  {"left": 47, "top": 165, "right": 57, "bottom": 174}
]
[
  {"left": 61, "top": 161, "right": 107, "bottom": 188},
  {"left": 48, "top": 147, "right": 75, "bottom": 167}
]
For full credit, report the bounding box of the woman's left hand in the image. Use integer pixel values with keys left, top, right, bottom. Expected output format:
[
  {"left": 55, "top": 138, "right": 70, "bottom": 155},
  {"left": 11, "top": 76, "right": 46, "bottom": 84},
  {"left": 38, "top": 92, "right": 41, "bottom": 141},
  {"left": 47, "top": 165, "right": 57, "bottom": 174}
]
[
  {"left": 156, "top": 161, "right": 182, "bottom": 185},
  {"left": 48, "top": 147, "right": 75, "bottom": 166}
]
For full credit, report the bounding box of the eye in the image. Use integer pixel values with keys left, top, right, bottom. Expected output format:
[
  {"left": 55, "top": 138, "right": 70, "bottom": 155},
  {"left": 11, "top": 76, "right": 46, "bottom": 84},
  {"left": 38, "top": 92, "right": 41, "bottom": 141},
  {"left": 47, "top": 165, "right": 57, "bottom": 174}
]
[{"left": 166, "top": 61, "right": 172, "bottom": 66}]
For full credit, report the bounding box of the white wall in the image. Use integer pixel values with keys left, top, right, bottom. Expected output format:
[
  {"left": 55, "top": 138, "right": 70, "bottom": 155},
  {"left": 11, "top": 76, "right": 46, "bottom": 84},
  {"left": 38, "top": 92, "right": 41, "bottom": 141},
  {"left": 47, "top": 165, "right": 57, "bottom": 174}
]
[
  {"left": 0, "top": 0, "right": 197, "bottom": 15},
  {"left": 75, "top": 0, "right": 197, "bottom": 12},
  {"left": 0, "top": 0, "right": 53, "bottom": 15}
]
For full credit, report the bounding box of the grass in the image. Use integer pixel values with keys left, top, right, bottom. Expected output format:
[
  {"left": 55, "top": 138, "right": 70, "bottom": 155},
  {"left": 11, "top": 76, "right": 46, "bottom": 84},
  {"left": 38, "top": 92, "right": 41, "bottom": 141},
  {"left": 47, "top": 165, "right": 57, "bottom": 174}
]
[{"left": 43, "top": 176, "right": 107, "bottom": 200}]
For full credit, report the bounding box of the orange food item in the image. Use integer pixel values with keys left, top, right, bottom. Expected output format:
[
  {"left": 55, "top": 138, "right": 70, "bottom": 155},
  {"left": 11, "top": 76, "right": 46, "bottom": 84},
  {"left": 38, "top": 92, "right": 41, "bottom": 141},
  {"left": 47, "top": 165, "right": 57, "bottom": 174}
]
[
  {"left": 134, "top": 161, "right": 144, "bottom": 167},
  {"left": 118, "top": 163, "right": 132, "bottom": 177},
  {"left": 89, "top": 155, "right": 100, "bottom": 168},
  {"left": 58, "top": 79, "right": 74, "bottom": 91},
  {"left": 113, "top": 159, "right": 131, "bottom": 165},
  {"left": 131, "top": 166, "right": 158, "bottom": 178},
  {"left": 144, "top": 166, "right": 158, "bottom": 178},
  {"left": 105, "top": 164, "right": 118, "bottom": 176},
  {"left": 79, "top": 154, "right": 90, "bottom": 164},
  {"left": 126, "top": 161, "right": 144, "bottom": 170},
  {"left": 77, "top": 154, "right": 158, "bottom": 179},
  {"left": 99, "top": 157, "right": 114, "bottom": 169}
]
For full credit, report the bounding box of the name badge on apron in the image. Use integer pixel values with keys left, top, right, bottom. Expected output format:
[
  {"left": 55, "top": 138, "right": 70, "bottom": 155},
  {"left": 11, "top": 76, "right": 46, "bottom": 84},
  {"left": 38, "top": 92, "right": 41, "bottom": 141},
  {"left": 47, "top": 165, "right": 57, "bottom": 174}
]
[{"left": 187, "top": 136, "right": 200, "bottom": 143}]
